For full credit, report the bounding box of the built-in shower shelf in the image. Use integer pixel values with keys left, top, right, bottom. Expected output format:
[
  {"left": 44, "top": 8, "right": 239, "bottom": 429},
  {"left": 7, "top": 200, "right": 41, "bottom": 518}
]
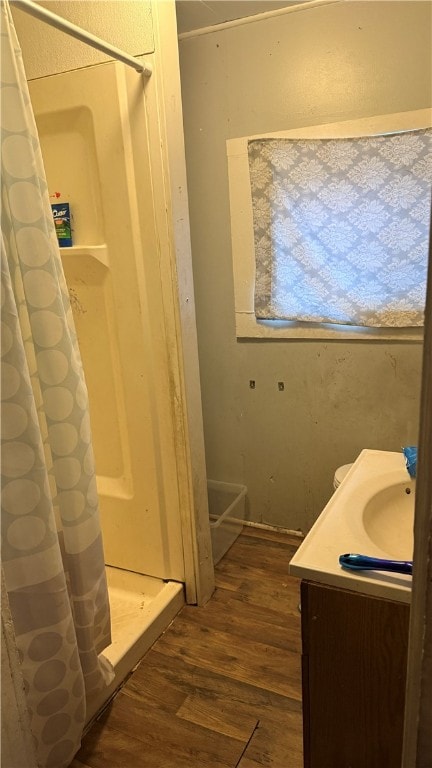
[{"left": 59, "top": 244, "right": 109, "bottom": 267}]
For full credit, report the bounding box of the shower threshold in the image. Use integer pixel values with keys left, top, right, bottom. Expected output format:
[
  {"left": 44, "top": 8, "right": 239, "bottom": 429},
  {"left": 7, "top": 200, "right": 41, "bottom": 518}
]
[{"left": 86, "top": 567, "right": 184, "bottom": 725}]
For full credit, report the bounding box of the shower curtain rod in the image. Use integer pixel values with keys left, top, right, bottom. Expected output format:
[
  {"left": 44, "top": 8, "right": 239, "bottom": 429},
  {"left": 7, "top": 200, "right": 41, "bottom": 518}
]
[{"left": 12, "top": 0, "right": 152, "bottom": 76}]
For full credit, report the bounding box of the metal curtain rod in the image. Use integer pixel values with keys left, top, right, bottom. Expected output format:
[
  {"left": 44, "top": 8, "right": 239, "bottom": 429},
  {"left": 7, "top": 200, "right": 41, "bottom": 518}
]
[{"left": 12, "top": 0, "right": 152, "bottom": 76}]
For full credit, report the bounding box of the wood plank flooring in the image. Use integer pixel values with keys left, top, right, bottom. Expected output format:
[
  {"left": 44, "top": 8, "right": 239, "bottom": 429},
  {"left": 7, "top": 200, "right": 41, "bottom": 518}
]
[{"left": 72, "top": 528, "right": 303, "bottom": 768}]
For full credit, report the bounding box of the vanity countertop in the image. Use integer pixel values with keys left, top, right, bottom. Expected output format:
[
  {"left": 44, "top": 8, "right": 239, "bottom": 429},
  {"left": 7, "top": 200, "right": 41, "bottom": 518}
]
[{"left": 289, "top": 449, "right": 413, "bottom": 604}]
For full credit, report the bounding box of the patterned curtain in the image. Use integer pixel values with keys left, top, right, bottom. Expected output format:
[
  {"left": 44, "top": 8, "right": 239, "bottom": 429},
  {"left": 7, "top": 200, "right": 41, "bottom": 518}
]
[
  {"left": 248, "top": 129, "right": 432, "bottom": 327},
  {"left": 1, "top": 4, "right": 113, "bottom": 766}
]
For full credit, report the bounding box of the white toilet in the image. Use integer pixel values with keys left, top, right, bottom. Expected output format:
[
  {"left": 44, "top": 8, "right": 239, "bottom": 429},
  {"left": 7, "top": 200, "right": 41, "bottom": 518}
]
[{"left": 333, "top": 463, "right": 354, "bottom": 490}]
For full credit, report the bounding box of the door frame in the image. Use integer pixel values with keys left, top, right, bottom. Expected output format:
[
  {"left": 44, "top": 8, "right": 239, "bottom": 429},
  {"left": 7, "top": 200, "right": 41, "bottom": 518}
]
[
  {"left": 402, "top": 212, "right": 432, "bottom": 766},
  {"left": 143, "top": 0, "right": 215, "bottom": 605}
]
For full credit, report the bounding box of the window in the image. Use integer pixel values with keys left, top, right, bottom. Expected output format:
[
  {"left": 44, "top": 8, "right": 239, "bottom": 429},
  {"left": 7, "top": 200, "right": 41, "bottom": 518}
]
[{"left": 227, "top": 109, "right": 431, "bottom": 340}]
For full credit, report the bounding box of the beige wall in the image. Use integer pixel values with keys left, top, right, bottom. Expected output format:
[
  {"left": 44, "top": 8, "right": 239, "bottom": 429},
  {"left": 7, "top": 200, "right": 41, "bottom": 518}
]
[
  {"left": 11, "top": 0, "right": 153, "bottom": 79},
  {"left": 179, "top": 0, "right": 432, "bottom": 532}
]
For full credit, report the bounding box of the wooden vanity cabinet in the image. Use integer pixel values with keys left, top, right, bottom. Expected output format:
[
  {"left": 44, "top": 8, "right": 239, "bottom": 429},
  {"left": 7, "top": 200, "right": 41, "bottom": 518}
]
[{"left": 300, "top": 580, "right": 410, "bottom": 768}]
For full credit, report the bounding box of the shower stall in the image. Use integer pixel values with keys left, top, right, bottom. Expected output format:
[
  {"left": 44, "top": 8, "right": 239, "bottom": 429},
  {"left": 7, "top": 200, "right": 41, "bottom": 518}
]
[
  {"left": 29, "top": 57, "right": 207, "bottom": 722},
  {"left": 4, "top": 0, "right": 214, "bottom": 740}
]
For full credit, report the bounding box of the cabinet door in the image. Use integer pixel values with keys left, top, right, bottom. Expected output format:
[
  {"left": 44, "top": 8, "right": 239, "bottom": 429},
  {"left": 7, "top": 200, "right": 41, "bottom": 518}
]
[
  {"left": 29, "top": 63, "right": 185, "bottom": 581},
  {"left": 301, "top": 581, "right": 409, "bottom": 768}
]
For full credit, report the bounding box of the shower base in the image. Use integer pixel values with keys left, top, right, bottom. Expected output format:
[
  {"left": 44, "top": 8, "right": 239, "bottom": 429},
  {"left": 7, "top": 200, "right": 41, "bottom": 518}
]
[{"left": 86, "top": 567, "right": 184, "bottom": 725}]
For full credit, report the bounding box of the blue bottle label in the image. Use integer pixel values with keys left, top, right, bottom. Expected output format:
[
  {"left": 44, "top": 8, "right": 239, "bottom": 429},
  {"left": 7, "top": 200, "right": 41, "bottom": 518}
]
[{"left": 51, "top": 203, "right": 72, "bottom": 247}]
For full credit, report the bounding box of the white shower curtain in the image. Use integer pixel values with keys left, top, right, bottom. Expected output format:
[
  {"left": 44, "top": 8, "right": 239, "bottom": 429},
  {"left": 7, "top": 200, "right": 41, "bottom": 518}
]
[{"left": 1, "top": 3, "right": 113, "bottom": 766}]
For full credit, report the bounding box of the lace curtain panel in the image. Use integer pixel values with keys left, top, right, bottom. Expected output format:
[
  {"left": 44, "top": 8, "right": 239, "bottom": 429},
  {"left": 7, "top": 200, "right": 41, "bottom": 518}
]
[{"left": 248, "top": 129, "right": 432, "bottom": 327}]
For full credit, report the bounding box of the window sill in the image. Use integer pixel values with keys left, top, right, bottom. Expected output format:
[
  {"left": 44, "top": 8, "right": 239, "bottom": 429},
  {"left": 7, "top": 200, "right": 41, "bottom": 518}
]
[{"left": 236, "top": 312, "right": 424, "bottom": 342}]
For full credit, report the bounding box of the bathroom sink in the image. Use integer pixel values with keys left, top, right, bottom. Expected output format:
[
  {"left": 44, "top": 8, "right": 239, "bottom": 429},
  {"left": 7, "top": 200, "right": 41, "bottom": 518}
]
[
  {"left": 362, "top": 480, "right": 415, "bottom": 560},
  {"left": 289, "top": 450, "right": 414, "bottom": 604}
]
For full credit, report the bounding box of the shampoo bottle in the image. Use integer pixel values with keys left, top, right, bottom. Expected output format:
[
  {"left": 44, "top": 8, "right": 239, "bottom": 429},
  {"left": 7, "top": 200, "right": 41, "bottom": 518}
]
[{"left": 51, "top": 201, "right": 73, "bottom": 247}]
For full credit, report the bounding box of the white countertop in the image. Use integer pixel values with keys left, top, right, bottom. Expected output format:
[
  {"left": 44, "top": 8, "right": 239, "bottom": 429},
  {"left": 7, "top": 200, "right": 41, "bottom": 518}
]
[{"left": 289, "top": 449, "right": 413, "bottom": 604}]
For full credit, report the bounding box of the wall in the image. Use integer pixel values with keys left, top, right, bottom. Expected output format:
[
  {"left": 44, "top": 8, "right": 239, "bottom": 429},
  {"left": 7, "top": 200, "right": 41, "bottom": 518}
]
[
  {"left": 178, "top": 0, "right": 432, "bottom": 532},
  {"left": 175, "top": 1, "right": 297, "bottom": 35},
  {"left": 10, "top": 0, "right": 153, "bottom": 79}
]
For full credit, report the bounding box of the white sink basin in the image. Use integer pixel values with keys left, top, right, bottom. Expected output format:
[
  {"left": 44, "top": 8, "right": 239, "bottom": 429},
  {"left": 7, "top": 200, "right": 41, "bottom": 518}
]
[
  {"left": 289, "top": 450, "right": 414, "bottom": 604},
  {"left": 362, "top": 479, "right": 415, "bottom": 560}
]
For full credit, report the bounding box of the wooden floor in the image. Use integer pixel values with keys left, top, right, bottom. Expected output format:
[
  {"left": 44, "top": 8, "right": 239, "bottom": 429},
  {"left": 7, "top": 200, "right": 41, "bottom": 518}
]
[{"left": 72, "top": 528, "right": 303, "bottom": 768}]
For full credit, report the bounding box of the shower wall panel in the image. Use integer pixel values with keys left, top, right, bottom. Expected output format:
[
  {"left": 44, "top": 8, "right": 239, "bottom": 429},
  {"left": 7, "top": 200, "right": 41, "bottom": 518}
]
[{"left": 29, "top": 62, "right": 185, "bottom": 581}]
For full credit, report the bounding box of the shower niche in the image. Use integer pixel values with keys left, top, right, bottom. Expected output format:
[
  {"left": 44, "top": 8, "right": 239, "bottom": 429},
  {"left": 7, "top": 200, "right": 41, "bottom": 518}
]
[
  {"left": 29, "top": 62, "right": 186, "bottom": 711},
  {"left": 36, "top": 104, "right": 104, "bottom": 244}
]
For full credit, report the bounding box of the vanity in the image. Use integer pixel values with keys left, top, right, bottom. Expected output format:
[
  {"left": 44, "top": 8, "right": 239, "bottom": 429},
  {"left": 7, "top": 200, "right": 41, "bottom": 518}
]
[{"left": 289, "top": 450, "right": 413, "bottom": 768}]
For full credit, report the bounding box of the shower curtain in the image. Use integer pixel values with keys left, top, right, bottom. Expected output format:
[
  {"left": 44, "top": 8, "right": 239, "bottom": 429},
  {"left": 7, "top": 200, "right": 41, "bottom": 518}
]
[{"left": 1, "top": 3, "right": 113, "bottom": 766}]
